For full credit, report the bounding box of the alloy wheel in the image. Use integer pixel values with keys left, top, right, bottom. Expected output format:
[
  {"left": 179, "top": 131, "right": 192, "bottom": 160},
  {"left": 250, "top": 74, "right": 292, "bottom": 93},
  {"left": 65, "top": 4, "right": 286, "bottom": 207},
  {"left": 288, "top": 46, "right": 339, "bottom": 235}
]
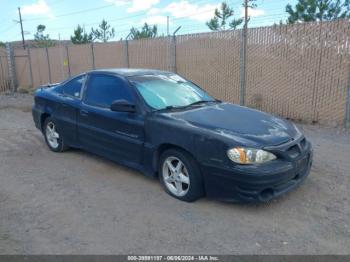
[
  {"left": 45, "top": 122, "right": 60, "bottom": 149},
  {"left": 162, "top": 156, "right": 190, "bottom": 197}
]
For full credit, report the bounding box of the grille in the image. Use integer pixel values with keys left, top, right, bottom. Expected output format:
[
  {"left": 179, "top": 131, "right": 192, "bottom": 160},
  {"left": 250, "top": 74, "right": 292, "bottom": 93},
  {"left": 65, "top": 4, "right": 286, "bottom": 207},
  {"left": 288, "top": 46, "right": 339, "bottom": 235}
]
[
  {"left": 286, "top": 144, "right": 300, "bottom": 158},
  {"left": 285, "top": 138, "right": 308, "bottom": 159}
]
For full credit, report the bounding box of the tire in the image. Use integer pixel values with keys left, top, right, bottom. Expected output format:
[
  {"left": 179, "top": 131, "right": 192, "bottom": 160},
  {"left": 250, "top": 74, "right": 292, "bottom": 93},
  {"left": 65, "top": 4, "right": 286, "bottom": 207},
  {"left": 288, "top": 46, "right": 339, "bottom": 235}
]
[
  {"left": 43, "top": 117, "right": 69, "bottom": 152},
  {"left": 158, "top": 148, "right": 204, "bottom": 202}
]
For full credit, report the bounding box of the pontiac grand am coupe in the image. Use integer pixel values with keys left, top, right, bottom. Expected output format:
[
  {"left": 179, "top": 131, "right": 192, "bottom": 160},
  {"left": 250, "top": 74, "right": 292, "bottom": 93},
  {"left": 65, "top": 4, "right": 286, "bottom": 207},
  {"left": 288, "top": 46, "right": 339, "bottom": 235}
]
[{"left": 32, "top": 69, "right": 313, "bottom": 202}]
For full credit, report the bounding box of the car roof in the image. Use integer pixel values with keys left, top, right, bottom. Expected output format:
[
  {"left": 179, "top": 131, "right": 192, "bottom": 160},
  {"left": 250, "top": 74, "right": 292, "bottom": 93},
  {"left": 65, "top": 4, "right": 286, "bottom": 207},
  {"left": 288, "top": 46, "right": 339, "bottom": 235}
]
[{"left": 88, "top": 68, "right": 173, "bottom": 77}]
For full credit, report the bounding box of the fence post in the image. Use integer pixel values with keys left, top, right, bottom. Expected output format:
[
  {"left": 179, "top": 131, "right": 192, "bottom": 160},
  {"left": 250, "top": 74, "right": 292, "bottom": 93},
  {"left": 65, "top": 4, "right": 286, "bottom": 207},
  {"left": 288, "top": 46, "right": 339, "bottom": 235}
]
[
  {"left": 239, "top": 28, "right": 247, "bottom": 106},
  {"left": 0, "top": 56, "right": 4, "bottom": 92},
  {"left": 169, "top": 26, "right": 181, "bottom": 73},
  {"left": 45, "top": 47, "right": 52, "bottom": 83},
  {"left": 65, "top": 45, "right": 71, "bottom": 77},
  {"left": 345, "top": 71, "right": 350, "bottom": 128},
  {"left": 26, "top": 47, "right": 33, "bottom": 88},
  {"left": 91, "top": 43, "right": 95, "bottom": 70},
  {"left": 6, "top": 43, "right": 17, "bottom": 93},
  {"left": 124, "top": 40, "right": 129, "bottom": 68},
  {"left": 0, "top": 54, "right": 5, "bottom": 79},
  {"left": 168, "top": 35, "right": 176, "bottom": 73}
]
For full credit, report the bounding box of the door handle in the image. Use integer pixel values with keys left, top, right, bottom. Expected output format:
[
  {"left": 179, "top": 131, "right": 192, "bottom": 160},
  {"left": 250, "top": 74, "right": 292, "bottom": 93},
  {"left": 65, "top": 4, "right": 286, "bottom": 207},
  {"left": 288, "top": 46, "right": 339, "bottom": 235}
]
[{"left": 80, "top": 109, "right": 89, "bottom": 116}]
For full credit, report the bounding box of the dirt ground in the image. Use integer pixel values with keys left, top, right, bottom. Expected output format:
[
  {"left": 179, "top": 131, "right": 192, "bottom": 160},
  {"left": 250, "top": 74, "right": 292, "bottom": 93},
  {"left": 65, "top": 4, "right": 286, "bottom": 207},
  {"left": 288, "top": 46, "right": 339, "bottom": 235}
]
[{"left": 0, "top": 94, "right": 349, "bottom": 255}]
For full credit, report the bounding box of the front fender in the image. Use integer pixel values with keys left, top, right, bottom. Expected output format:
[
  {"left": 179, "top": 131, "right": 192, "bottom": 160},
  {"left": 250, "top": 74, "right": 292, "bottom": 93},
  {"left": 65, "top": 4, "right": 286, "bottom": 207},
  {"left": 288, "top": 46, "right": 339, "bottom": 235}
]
[{"left": 142, "top": 115, "right": 231, "bottom": 176}]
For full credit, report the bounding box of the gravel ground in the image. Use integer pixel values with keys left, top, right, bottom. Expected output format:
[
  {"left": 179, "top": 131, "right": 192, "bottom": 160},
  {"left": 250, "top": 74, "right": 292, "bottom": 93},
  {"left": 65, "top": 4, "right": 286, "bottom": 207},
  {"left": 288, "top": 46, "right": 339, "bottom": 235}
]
[{"left": 0, "top": 94, "right": 349, "bottom": 255}]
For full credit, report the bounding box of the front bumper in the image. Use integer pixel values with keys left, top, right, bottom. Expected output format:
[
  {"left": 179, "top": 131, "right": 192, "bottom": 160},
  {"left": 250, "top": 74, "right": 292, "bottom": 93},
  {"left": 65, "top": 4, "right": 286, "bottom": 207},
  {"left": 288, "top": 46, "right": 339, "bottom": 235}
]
[{"left": 201, "top": 141, "right": 313, "bottom": 203}]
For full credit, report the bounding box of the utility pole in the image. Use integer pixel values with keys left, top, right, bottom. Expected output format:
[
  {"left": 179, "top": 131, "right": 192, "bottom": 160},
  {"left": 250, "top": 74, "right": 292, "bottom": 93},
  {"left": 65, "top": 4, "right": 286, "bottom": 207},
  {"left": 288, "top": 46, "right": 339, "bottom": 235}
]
[
  {"left": 240, "top": 0, "right": 248, "bottom": 106},
  {"left": 167, "top": 16, "right": 170, "bottom": 36},
  {"left": 18, "top": 7, "right": 25, "bottom": 49}
]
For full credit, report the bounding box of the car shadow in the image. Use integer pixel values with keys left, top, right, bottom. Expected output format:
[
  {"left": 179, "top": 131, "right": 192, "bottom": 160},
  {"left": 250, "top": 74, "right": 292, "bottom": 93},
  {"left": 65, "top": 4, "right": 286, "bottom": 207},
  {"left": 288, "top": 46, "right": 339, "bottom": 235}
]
[{"left": 55, "top": 147, "right": 308, "bottom": 209}]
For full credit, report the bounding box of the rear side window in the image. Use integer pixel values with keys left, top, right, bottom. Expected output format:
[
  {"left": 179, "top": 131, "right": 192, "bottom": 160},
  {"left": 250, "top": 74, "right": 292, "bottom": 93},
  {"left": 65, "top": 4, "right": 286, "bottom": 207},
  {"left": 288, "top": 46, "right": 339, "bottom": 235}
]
[
  {"left": 84, "top": 74, "right": 133, "bottom": 108},
  {"left": 63, "top": 75, "right": 85, "bottom": 98}
]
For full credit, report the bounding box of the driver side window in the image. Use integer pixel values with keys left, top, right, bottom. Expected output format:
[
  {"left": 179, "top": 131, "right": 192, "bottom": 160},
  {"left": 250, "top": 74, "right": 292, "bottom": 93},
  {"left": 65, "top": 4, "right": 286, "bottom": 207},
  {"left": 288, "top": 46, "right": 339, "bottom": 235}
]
[{"left": 84, "top": 74, "right": 134, "bottom": 108}]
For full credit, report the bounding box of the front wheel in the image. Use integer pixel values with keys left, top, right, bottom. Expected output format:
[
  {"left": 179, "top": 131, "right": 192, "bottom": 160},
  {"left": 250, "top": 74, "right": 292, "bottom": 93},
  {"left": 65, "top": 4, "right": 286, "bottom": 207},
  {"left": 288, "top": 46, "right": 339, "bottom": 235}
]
[
  {"left": 43, "top": 117, "right": 69, "bottom": 152},
  {"left": 159, "top": 149, "right": 204, "bottom": 202}
]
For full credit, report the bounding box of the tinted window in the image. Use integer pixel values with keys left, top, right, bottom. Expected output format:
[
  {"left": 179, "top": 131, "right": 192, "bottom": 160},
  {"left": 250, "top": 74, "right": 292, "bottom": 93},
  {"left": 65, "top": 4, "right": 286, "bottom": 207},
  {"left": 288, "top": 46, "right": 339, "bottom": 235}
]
[
  {"left": 52, "top": 84, "right": 63, "bottom": 93},
  {"left": 63, "top": 75, "right": 84, "bottom": 98},
  {"left": 84, "top": 74, "right": 133, "bottom": 108}
]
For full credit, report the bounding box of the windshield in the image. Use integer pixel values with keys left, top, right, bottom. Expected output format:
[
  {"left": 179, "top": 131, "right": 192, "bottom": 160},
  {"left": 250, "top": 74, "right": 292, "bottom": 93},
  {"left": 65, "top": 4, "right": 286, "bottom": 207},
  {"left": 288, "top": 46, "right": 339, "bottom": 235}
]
[{"left": 129, "top": 74, "right": 215, "bottom": 110}]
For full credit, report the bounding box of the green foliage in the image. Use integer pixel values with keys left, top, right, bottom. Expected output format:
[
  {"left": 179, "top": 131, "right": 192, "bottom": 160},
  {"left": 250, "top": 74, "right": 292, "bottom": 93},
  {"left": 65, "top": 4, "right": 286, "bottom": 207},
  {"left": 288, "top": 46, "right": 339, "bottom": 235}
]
[
  {"left": 286, "top": 0, "right": 350, "bottom": 24},
  {"left": 229, "top": 18, "right": 244, "bottom": 29},
  {"left": 91, "top": 19, "right": 115, "bottom": 42},
  {"left": 246, "top": 0, "right": 257, "bottom": 8},
  {"left": 34, "top": 24, "right": 54, "bottom": 47},
  {"left": 71, "top": 25, "right": 92, "bottom": 44},
  {"left": 0, "top": 41, "right": 6, "bottom": 48},
  {"left": 129, "top": 23, "right": 158, "bottom": 40},
  {"left": 206, "top": 2, "right": 244, "bottom": 31}
]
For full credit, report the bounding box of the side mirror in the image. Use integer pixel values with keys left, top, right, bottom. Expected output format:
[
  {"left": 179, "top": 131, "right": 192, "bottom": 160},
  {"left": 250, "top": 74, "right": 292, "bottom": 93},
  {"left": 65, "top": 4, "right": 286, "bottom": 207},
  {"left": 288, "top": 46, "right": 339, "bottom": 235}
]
[{"left": 110, "top": 100, "right": 136, "bottom": 113}]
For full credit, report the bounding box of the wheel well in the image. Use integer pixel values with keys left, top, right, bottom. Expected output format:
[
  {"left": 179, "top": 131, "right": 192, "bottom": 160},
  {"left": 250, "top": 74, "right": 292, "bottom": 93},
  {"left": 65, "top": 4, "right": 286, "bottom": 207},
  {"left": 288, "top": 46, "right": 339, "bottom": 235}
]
[
  {"left": 40, "top": 113, "right": 50, "bottom": 132},
  {"left": 153, "top": 144, "right": 196, "bottom": 175}
]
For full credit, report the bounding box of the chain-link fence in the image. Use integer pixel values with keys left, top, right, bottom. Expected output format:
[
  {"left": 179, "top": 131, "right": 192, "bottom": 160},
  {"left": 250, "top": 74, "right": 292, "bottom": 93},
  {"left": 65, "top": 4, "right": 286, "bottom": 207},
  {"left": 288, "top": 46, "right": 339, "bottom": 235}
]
[
  {"left": 2, "top": 20, "right": 350, "bottom": 127},
  {"left": 0, "top": 47, "right": 12, "bottom": 93}
]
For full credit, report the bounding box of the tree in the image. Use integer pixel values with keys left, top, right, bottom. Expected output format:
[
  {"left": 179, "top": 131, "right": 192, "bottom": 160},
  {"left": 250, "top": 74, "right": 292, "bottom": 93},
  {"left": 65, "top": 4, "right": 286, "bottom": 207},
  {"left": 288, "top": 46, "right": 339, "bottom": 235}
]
[
  {"left": 206, "top": 1, "right": 258, "bottom": 31},
  {"left": 0, "top": 41, "right": 5, "bottom": 48},
  {"left": 206, "top": 2, "right": 243, "bottom": 30},
  {"left": 286, "top": 0, "right": 350, "bottom": 24},
  {"left": 91, "top": 19, "right": 115, "bottom": 42},
  {"left": 129, "top": 23, "right": 158, "bottom": 40},
  {"left": 71, "top": 25, "right": 92, "bottom": 44},
  {"left": 34, "top": 24, "right": 54, "bottom": 47}
]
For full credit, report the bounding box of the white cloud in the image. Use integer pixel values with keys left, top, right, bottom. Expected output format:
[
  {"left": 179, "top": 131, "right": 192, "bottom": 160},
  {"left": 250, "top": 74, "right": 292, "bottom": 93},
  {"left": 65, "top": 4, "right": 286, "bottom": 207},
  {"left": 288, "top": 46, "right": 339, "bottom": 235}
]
[
  {"left": 163, "top": 1, "right": 219, "bottom": 22},
  {"left": 127, "top": 0, "right": 159, "bottom": 13},
  {"left": 106, "top": 0, "right": 160, "bottom": 13},
  {"left": 142, "top": 15, "right": 168, "bottom": 25},
  {"left": 147, "top": 8, "right": 162, "bottom": 15},
  {"left": 105, "top": 0, "right": 129, "bottom": 7},
  {"left": 241, "top": 7, "right": 265, "bottom": 18},
  {"left": 138, "top": 0, "right": 219, "bottom": 27},
  {"left": 21, "top": 0, "right": 54, "bottom": 18}
]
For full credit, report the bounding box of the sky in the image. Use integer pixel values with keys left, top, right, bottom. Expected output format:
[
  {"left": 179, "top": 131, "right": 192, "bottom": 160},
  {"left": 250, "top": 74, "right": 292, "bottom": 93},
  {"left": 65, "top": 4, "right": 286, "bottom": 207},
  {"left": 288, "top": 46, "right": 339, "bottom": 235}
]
[{"left": 0, "top": 0, "right": 298, "bottom": 42}]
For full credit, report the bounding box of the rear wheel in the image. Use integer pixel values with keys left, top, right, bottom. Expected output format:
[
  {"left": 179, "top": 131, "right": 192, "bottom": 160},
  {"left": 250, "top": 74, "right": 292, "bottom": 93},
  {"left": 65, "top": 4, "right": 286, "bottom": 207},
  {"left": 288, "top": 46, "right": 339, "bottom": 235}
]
[
  {"left": 159, "top": 149, "right": 204, "bottom": 202},
  {"left": 43, "top": 117, "right": 68, "bottom": 152}
]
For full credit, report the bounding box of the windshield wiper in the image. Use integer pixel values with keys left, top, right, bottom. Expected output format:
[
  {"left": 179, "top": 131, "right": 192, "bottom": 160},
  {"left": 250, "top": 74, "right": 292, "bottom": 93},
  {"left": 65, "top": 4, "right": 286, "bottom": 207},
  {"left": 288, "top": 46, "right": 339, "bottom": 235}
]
[
  {"left": 165, "top": 101, "right": 210, "bottom": 110},
  {"left": 187, "top": 100, "right": 215, "bottom": 106},
  {"left": 156, "top": 100, "right": 220, "bottom": 112},
  {"left": 164, "top": 105, "right": 186, "bottom": 110}
]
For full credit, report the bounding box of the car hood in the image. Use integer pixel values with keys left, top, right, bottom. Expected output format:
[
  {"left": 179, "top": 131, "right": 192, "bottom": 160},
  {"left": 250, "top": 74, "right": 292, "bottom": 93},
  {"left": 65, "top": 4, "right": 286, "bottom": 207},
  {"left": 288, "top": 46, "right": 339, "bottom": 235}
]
[{"left": 162, "top": 103, "right": 299, "bottom": 146}]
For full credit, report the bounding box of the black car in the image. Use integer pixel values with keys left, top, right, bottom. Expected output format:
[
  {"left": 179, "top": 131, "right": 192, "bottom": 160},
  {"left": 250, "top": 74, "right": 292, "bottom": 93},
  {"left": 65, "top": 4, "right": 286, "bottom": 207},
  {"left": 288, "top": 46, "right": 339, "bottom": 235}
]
[{"left": 32, "top": 69, "right": 313, "bottom": 202}]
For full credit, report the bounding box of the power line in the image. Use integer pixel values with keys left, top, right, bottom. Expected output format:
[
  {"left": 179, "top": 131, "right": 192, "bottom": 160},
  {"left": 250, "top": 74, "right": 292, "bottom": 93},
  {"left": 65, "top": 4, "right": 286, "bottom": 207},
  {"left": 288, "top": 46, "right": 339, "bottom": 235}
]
[
  {"left": 170, "top": 0, "right": 283, "bottom": 24},
  {"left": 24, "top": 0, "right": 223, "bottom": 23},
  {"left": 0, "top": 16, "right": 14, "bottom": 25},
  {"left": 0, "top": 24, "right": 17, "bottom": 34},
  {"left": 4, "top": 0, "right": 289, "bottom": 42},
  {"left": 21, "top": 0, "right": 236, "bottom": 32},
  {"left": 45, "top": 0, "right": 222, "bottom": 32},
  {"left": 24, "top": 3, "right": 115, "bottom": 21}
]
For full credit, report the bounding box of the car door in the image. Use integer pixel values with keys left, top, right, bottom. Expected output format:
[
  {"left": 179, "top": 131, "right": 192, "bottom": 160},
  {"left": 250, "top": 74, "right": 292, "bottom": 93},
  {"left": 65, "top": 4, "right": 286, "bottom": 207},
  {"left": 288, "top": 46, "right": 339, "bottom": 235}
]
[
  {"left": 77, "top": 73, "right": 144, "bottom": 167},
  {"left": 56, "top": 74, "right": 85, "bottom": 146}
]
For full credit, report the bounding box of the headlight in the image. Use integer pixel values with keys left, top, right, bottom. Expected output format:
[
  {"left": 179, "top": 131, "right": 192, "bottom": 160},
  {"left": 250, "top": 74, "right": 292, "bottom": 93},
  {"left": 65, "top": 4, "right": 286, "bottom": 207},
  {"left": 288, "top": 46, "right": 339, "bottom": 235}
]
[{"left": 227, "top": 147, "right": 276, "bottom": 164}]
